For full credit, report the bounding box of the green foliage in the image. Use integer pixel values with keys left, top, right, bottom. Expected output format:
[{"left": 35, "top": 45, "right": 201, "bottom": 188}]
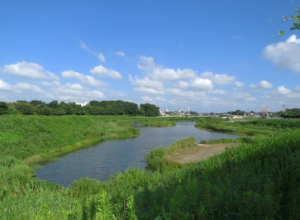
[
  {"left": 1, "top": 116, "right": 300, "bottom": 219},
  {"left": 0, "top": 99, "right": 161, "bottom": 117},
  {"left": 76, "top": 131, "right": 300, "bottom": 219},
  {"left": 0, "top": 115, "right": 140, "bottom": 163},
  {"left": 279, "top": 7, "right": 300, "bottom": 37},
  {"left": 200, "top": 138, "right": 234, "bottom": 144},
  {"left": 140, "top": 103, "right": 160, "bottom": 117},
  {"left": 196, "top": 117, "right": 300, "bottom": 136},
  {"left": 0, "top": 102, "right": 8, "bottom": 115}
]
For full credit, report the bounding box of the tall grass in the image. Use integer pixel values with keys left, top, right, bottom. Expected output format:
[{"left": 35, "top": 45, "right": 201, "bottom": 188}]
[
  {"left": 1, "top": 116, "right": 300, "bottom": 219},
  {"left": 76, "top": 131, "right": 300, "bottom": 219}
]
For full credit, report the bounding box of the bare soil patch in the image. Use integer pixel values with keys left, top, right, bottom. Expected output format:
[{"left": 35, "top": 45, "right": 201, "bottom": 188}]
[{"left": 166, "top": 143, "right": 239, "bottom": 164}]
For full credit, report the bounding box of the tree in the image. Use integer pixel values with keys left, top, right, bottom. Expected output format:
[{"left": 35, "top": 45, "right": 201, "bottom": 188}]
[
  {"left": 14, "top": 100, "right": 35, "bottom": 115},
  {"left": 0, "top": 102, "right": 8, "bottom": 115},
  {"left": 279, "top": 7, "right": 300, "bottom": 36},
  {"left": 140, "top": 103, "right": 160, "bottom": 117}
]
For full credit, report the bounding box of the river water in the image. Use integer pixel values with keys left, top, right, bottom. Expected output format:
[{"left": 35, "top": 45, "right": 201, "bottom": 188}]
[{"left": 36, "top": 122, "right": 240, "bottom": 186}]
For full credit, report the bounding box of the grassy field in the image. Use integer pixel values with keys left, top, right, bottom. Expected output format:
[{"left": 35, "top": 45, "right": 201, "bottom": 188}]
[{"left": 1, "top": 116, "right": 300, "bottom": 219}]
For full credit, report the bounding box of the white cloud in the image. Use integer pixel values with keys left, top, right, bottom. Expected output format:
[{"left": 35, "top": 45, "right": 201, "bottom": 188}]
[
  {"left": 47, "top": 83, "right": 106, "bottom": 102},
  {"left": 233, "top": 92, "right": 256, "bottom": 102},
  {"left": 296, "top": 85, "right": 300, "bottom": 92},
  {"left": 137, "top": 56, "right": 197, "bottom": 81},
  {"left": 134, "top": 87, "right": 165, "bottom": 95},
  {"left": 115, "top": 51, "right": 126, "bottom": 57},
  {"left": 15, "top": 83, "right": 45, "bottom": 94},
  {"left": 0, "top": 79, "right": 12, "bottom": 90},
  {"left": 250, "top": 80, "right": 273, "bottom": 91},
  {"left": 212, "top": 74, "right": 235, "bottom": 85},
  {"left": 129, "top": 74, "right": 163, "bottom": 90},
  {"left": 167, "top": 88, "right": 195, "bottom": 97},
  {"left": 80, "top": 40, "right": 105, "bottom": 63},
  {"left": 235, "top": 81, "right": 244, "bottom": 87},
  {"left": 259, "top": 81, "right": 273, "bottom": 88},
  {"left": 155, "top": 96, "right": 167, "bottom": 102},
  {"left": 201, "top": 71, "right": 214, "bottom": 78},
  {"left": 141, "top": 96, "right": 154, "bottom": 103},
  {"left": 1, "top": 62, "right": 59, "bottom": 80},
  {"left": 263, "top": 35, "right": 300, "bottom": 74},
  {"left": 97, "top": 53, "right": 106, "bottom": 62},
  {"left": 42, "top": 81, "right": 61, "bottom": 87},
  {"left": 179, "top": 78, "right": 213, "bottom": 91},
  {"left": 208, "top": 90, "right": 226, "bottom": 95},
  {"left": 62, "top": 70, "right": 108, "bottom": 87},
  {"left": 90, "top": 65, "right": 122, "bottom": 79},
  {"left": 277, "top": 86, "right": 292, "bottom": 95}
]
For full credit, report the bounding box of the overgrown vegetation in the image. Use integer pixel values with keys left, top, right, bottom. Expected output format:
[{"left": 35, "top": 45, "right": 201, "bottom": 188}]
[
  {"left": 195, "top": 117, "right": 300, "bottom": 136},
  {"left": 1, "top": 116, "right": 300, "bottom": 219}
]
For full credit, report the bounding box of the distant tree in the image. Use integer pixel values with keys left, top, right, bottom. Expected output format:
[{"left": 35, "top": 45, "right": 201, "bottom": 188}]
[
  {"left": 30, "top": 100, "right": 46, "bottom": 108},
  {"left": 14, "top": 100, "right": 35, "bottom": 115},
  {"left": 48, "top": 100, "right": 59, "bottom": 109},
  {"left": 0, "top": 102, "right": 8, "bottom": 115},
  {"left": 140, "top": 103, "right": 160, "bottom": 116},
  {"left": 228, "top": 110, "right": 245, "bottom": 115}
]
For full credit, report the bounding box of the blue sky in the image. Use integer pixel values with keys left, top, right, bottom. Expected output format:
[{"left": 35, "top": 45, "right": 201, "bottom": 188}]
[{"left": 0, "top": 0, "right": 300, "bottom": 112}]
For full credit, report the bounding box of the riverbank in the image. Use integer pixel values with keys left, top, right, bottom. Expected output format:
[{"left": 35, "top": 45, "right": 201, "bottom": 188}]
[
  {"left": 0, "top": 115, "right": 186, "bottom": 165},
  {"left": 195, "top": 117, "right": 300, "bottom": 136},
  {"left": 1, "top": 116, "right": 300, "bottom": 219},
  {"left": 166, "top": 143, "right": 240, "bottom": 164}
]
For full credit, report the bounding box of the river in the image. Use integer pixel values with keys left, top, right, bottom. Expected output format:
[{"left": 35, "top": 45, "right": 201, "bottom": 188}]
[{"left": 36, "top": 122, "right": 240, "bottom": 186}]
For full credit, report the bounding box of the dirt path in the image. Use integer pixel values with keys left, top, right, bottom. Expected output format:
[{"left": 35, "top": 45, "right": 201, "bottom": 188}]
[{"left": 166, "top": 143, "right": 239, "bottom": 164}]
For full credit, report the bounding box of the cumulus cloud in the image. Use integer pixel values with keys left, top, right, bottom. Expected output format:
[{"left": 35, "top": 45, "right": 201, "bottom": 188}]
[
  {"left": 263, "top": 35, "right": 300, "bottom": 74},
  {"left": 201, "top": 72, "right": 235, "bottom": 85},
  {"left": 208, "top": 90, "right": 226, "bottom": 95},
  {"left": 90, "top": 65, "right": 122, "bottom": 79},
  {"left": 277, "top": 86, "right": 292, "bottom": 95},
  {"left": 137, "top": 56, "right": 197, "bottom": 81},
  {"left": 168, "top": 88, "right": 196, "bottom": 97},
  {"left": 178, "top": 78, "right": 214, "bottom": 91},
  {"left": 250, "top": 80, "right": 273, "bottom": 91},
  {"left": 1, "top": 62, "right": 59, "bottom": 80},
  {"left": 80, "top": 40, "right": 106, "bottom": 62},
  {"left": 42, "top": 81, "right": 61, "bottom": 87},
  {"left": 200, "top": 71, "right": 214, "bottom": 78},
  {"left": 0, "top": 79, "right": 45, "bottom": 94},
  {"left": 115, "top": 51, "right": 126, "bottom": 57},
  {"left": 212, "top": 74, "right": 235, "bottom": 85},
  {"left": 129, "top": 74, "right": 163, "bottom": 90},
  {"left": 62, "top": 70, "right": 108, "bottom": 87},
  {"left": 0, "top": 79, "right": 12, "bottom": 90},
  {"left": 47, "top": 83, "right": 105, "bottom": 101},
  {"left": 235, "top": 81, "right": 244, "bottom": 87},
  {"left": 15, "top": 83, "right": 45, "bottom": 94},
  {"left": 233, "top": 92, "right": 256, "bottom": 102},
  {"left": 134, "top": 87, "right": 165, "bottom": 95}
]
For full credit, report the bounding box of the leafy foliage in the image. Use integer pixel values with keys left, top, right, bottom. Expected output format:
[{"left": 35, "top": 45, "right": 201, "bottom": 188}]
[
  {"left": 279, "top": 7, "right": 300, "bottom": 36},
  {"left": 1, "top": 100, "right": 160, "bottom": 117}
]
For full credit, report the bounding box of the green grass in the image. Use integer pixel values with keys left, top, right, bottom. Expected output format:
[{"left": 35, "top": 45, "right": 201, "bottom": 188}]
[
  {"left": 1, "top": 116, "right": 300, "bottom": 219},
  {"left": 195, "top": 117, "right": 300, "bottom": 136}
]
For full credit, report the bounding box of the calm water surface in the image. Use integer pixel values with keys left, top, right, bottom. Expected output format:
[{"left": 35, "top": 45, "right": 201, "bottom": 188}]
[{"left": 36, "top": 122, "right": 240, "bottom": 186}]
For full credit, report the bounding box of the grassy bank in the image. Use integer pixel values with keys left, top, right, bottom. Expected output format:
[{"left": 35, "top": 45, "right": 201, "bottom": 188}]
[
  {"left": 195, "top": 117, "right": 300, "bottom": 136},
  {"left": 1, "top": 116, "right": 300, "bottom": 219},
  {"left": 0, "top": 115, "right": 141, "bottom": 165},
  {"left": 67, "top": 131, "right": 300, "bottom": 219}
]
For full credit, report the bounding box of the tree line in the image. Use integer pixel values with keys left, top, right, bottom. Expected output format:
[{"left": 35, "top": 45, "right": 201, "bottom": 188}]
[{"left": 0, "top": 100, "right": 160, "bottom": 117}]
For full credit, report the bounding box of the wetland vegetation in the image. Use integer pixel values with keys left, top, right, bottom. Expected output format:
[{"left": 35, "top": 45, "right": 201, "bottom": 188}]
[{"left": 1, "top": 114, "right": 300, "bottom": 219}]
